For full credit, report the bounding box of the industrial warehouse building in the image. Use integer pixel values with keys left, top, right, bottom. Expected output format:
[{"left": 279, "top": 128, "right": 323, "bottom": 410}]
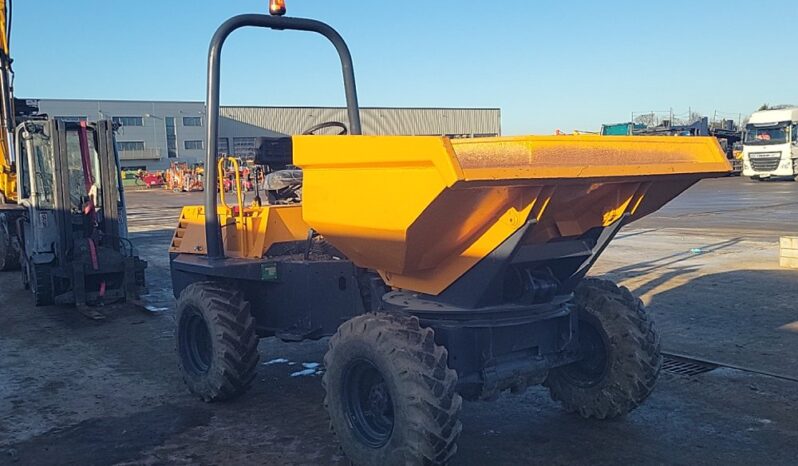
[{"left": 30, "top": 99, "right": 501, "bottom": 170}]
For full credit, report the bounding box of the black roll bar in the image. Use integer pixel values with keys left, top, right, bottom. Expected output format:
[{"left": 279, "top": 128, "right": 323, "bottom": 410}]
[{"left": 204, "top": 15, "right": 361, "bottom": 259}]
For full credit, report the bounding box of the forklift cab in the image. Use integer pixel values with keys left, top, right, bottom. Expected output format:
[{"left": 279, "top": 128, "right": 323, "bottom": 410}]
[
  {"left": 16, "top": 119, "right": 124, "bottom": 250},
  {"left": 14, "top": 118, "right": 144, "bottom": 309}
]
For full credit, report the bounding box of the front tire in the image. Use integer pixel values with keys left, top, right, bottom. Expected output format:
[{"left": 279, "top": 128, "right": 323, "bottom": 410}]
[
  {"left": 175, "top": 281, "right": 259, "bottom": 402},
  {"left": 323, "top": 313, "right": 462, "bottom": 466},
  {"left": 0, "top": 222, "right": 19, "bottom": 271},
  {"left": 545, "top": 278, "right": 661, "bottom": 419}
]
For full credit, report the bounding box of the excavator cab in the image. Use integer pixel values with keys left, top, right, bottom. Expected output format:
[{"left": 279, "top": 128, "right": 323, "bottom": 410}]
[{"left": 15, "top": 118, "right": 146, "bottom": 314}]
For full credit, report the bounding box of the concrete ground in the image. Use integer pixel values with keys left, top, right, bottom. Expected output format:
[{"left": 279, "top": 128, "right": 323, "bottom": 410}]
[{"left": 1, "top": 176, "right": 797, "bottom": 465}]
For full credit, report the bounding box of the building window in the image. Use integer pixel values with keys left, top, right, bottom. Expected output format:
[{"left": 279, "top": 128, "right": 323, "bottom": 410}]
[
  {"left": 233, "top": 137, "right": 255, "bottom": 157},
  {"left": 112, "top": 116, "right": 144, "bottom": 126},
  {"left": 165, "top": 117, "right": 177, "bottom": 158},
  {"left": 184, "top": 140, "right": 203, "bottom": 150},
  {"left": 117, "top": 141, "right": 146, "bottom": 151},
  {"left": 55, "top": 116, "right": 87, "bottom": 123},
  {"left": 182, "top": 116, "right": 202, "bottom": 127},
  {"left": 218, "top": 137, "right": 229, "bottom": 155}
]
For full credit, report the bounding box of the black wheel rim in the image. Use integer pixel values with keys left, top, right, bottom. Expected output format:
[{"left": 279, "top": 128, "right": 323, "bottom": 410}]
[
  {"left": 181, "top": 311, "right": 213, "bottom": 375},
  {"left": 342, "top": 359, "right": 394, "bottom": 448},
  {"left": 561, "top": 320, "right": 609, "bottom": 387}
]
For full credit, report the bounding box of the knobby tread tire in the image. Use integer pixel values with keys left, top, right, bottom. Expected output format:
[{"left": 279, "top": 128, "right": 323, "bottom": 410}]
[
  {"left": 323, "top": 312, "right": 462, "bottom": 466},
  {"left": 545, "top": 277, "right": 661, "bottom": 419},
  {"left": 0, "top": 221, "right": 19, "bottom": 271},
  {"left": 176, "top": 281, "right": 259, "bottom": 402},
  {"left": 31, "top": 263, "right": 53, "bottom": 306}
]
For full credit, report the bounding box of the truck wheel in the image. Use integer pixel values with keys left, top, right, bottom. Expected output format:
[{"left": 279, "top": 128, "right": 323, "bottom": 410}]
[
  {"left": 175, "top": 282, "right": 259, "bottom": 402},
  {"left": 30, "top": 263, "right": 54, "bottom": 306},
  {"left": 545, "top": 278, "right": 661, "bottom": 419},
  {"left": 0, "top": 223, "right": 19, "bottom": 271},
  {"left": 323, "top": 313, "right": 462, "bottom": 466}
]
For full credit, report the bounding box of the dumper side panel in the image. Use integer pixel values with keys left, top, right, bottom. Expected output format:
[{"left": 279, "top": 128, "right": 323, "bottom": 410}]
[{"left": 293, "top": 135, "right": 464, "bottom": 272}]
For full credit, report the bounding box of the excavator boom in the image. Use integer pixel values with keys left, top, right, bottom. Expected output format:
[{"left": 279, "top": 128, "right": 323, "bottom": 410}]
[{"left": 0, "top": 0, "right": 15, "bottom": 203}]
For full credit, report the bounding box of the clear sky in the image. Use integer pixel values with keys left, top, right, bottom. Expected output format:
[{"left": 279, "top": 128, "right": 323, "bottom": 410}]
[{"left": 11, "top": 0, "right": 798, "bottom": 134}]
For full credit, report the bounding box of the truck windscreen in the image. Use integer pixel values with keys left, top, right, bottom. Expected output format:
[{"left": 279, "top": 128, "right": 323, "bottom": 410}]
[{"left": 744, "top": 124, "right": 788, "bottom": 145}]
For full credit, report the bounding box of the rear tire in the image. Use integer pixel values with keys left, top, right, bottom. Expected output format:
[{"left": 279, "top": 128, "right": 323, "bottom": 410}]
[
  {"left": 545, "top": 278, "right": 661, "bottom": 419},
  {"left": 175, "top": 281, "right": 259, "bottom": 402},
  {"left": 30, "top": 263, "right": 54, "bottom": 306},
  {"left": 21, "top": 261, "right": 30, "bottom": 290},
  {"left": 323, "top": 313, "right": 462, "bottom": 466}
]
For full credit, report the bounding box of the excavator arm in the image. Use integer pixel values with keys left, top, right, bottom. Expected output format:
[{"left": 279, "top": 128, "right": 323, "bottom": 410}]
[{"left": 0, "top": 0, "right": 16, "bottom": 204}]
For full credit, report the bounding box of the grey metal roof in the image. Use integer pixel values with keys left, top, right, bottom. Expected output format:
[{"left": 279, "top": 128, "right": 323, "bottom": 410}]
[{"left": 220, "top": 106, "right": 501, "bottom": 136}]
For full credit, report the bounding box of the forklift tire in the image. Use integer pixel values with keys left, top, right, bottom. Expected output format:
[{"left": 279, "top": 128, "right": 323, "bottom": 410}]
[
  {"left": 21, "top": 264, "right": 29, "bottom": 289},
  {"left": 545, "top": 278, "right": 661, "bottom": 419},
  {"left": 175, "top": 281, "right": 259, "bottom": 402},
  {"left": 0, "top": 224, "right": 19, "bottom": 271},
  {"left": 30, "top": 263, "right": 54, "bottom": 306},
  {"left": 323, "top": 313, "right": 462, "bottom": 466}
]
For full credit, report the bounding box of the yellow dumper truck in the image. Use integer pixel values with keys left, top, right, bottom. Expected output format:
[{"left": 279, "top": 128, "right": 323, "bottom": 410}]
[{"left": 168, "top": 9, "right": 731, "bottom": 466}]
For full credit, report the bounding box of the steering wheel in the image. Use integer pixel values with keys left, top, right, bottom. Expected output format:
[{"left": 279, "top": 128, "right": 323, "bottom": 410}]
[{"left": 302, "top": 121, "right": 348, "bottom": 135}]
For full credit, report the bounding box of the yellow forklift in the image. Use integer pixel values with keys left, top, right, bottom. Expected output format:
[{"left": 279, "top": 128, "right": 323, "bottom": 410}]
[{"left": 169, "top": 3, "right": 731, "bottom": 464}]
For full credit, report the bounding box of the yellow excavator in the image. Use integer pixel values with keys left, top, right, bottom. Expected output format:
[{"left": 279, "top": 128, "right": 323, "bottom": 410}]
[
  {"left": 0, "top": 0, "right": 22, "bottom": 269},
  {"left": 0, "top": 0, "right": 145, "bottom": 313}
]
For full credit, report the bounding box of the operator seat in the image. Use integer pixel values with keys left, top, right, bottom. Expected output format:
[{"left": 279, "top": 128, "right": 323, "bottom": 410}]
[
  {"left": 254, "top": 136, "right": 303, "bottom": 197},
  {"left": 254, "top": 121, "right": 347, "bottom": 194}
]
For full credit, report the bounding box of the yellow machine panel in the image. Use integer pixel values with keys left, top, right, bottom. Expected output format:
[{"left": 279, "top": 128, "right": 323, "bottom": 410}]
[{"left": 170, "top": 203, "right": 309, "bottom": 258}]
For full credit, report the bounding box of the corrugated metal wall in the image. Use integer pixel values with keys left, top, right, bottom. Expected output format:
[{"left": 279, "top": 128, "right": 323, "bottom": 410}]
[
  {"left": 219, "top": 107, "right": 501, "bottom": 136},
  {"left": 32, "top": 99, "right": 502, "bottom": 168}
]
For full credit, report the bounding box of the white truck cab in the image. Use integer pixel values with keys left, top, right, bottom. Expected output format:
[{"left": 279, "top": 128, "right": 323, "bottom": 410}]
[{"left": 742, "top": 107, "right": 798, "bottom": 180}]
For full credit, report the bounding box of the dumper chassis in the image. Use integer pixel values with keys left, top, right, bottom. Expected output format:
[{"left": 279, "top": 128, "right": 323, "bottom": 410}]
[{"left": 169, "top": 13, "right": 728, "bottom": 466}]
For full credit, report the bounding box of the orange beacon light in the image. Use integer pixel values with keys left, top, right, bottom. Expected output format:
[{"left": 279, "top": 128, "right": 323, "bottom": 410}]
[{"left": 269, "top": 0, "right": 287, "bottom": 16}]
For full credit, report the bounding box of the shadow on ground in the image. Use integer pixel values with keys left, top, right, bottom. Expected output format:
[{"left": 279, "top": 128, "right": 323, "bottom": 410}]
[
  {"left": 610, "top": 268, "right": 798, "bottom": 379},
  {"left": 605, "top": 237, "right": 743, "bottom": 297}
]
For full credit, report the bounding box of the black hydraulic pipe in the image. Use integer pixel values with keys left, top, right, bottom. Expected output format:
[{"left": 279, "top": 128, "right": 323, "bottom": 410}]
[{"left": 204, "top": 14, "right": 361, "bottom": 259}]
